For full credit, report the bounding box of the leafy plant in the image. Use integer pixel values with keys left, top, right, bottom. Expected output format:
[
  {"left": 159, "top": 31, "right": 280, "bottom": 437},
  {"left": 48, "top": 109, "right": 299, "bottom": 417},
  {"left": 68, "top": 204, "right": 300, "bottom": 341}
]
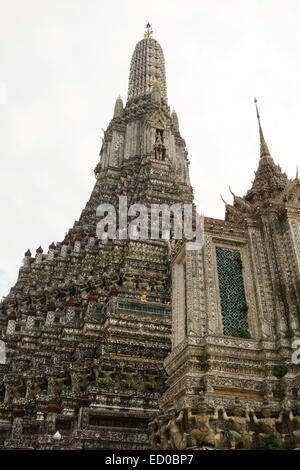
[
  {"left": 236, "top": 258, "right": 243, "bottom": 269},
  {"left": 260, "top": 432, "right": 281, "bottom": 450},
  {"left": 285, "top": 328, "right": 294, "bottom": 339},
  {"left": 272, "top": 365, "right": 288, "bottom": 379},
  {"left": 197, "top": 354, "right": 207, "bottom": 363},
  {"left": 232, "top": 329, "right": 251, "bottom": 339},
  {"left": 240, "top": 304, "right": 248, "bottom": 313}
]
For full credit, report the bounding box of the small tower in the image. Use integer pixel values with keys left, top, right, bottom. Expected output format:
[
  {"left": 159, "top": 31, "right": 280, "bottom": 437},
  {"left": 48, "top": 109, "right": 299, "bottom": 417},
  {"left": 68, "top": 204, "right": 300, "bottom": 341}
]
[
  {"left": 171, "top": 109, "right": 180, "bottom": 132},
  {"left": 113, "top": 95, "right": 123, "bottom": 118}
]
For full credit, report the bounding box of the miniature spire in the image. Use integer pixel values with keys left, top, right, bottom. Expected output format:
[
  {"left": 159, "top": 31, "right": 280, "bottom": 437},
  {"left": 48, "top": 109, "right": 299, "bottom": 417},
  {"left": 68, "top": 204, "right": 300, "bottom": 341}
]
[
  {"left": 171, "top": 109, "right": 180, "bottom": 132},
  {"left": 113, "top": 95, "right": 123, "bottom": 118},
  {"left": 144, "top": 23, "right": 153, "bottom": 39},
  {"left": 254, "top": 98, "right": 271, "bottom": 158}
]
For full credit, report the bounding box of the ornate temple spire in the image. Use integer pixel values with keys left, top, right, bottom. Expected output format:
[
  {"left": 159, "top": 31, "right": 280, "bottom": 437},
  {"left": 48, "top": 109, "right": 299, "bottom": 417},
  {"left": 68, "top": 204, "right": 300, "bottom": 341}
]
[
  {"left": 245, "top": 99, "right": 288, "bottom": 201},
  {"left": 254, "top": 98, "right": 271, "bottom": 158},
  {"left": 127, "top": 24, "right": 167, "bottom": 103}
]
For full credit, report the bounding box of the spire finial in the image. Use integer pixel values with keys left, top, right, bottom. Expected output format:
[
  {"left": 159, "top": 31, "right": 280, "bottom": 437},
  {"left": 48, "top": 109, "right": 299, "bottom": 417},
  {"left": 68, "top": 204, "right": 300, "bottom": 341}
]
[
  {"left": 254, "top": 97, "right": 271, "bottom": 158},
  {"left": 144, "top": 23, "right": 153, "bottom": 38}
]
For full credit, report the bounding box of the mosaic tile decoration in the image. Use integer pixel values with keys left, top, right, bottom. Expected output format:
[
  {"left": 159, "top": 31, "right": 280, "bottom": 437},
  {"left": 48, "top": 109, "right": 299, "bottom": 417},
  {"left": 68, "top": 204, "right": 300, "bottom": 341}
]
[
  {"left": 118, "top": 303, "right": 171, "bottom": 315},
  {"left": 216, "top": 247, "right": 249, "bottom": 336},
  {"left": 184, "top": 263, "right": 187, "bottom": 336}
]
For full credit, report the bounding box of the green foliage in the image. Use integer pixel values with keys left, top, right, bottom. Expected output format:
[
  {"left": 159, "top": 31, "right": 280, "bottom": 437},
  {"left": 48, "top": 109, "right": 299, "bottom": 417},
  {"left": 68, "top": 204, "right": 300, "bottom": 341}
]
[
  {"left": 260, "top": 432, "right": 281, "bottom": 450},
  {"left": 232, "top": 329, "right": 251, "bottom": 339},
  {"left": 272, "top": 365, "right": 288, "bottom": 379},
  {"left": 236, "top": 258, "right": 243, "bottom": 269},
  {"left": 197, "top": 354, "right": 207, "bottom": 363},
  {"left": 240, "top": 304, "right": 248, "bottom": 313},
  {"left": 285, "top": 328, "right": 294, "bottom": 339}
]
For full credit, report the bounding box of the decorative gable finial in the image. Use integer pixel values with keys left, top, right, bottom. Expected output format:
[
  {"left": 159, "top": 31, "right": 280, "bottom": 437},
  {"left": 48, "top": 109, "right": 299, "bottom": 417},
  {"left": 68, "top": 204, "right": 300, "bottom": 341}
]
[
  {"left": 245, "top": 99, "right": 288, "bottom": 201},
  {"left": 144, "top": 23, "right": 153, "bottom": 38},
  {"left": 254, "top": 97, "right": 271, "bottom": 158}
]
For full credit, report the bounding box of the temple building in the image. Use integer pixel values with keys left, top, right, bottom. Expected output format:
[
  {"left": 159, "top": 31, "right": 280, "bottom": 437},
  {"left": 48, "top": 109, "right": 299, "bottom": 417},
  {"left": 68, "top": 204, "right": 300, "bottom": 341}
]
[
  {"left": 0, "top": 25, "right": 193, "bottom": 450},
  {"left": 0, "top": 25, "right": 300, "bottom": 450},
  {"left": 153, "top": 101, "right": 300, "bottom": 450}
]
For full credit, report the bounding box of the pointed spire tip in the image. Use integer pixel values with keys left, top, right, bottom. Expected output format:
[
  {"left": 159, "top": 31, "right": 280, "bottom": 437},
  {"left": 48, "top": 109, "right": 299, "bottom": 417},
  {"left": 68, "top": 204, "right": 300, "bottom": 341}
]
[
  {"left": 144, "top": 23, "right": 153, "bottom": 38},
  {"left": 254, "top": 97, "right": 271, "bottom": 158}
]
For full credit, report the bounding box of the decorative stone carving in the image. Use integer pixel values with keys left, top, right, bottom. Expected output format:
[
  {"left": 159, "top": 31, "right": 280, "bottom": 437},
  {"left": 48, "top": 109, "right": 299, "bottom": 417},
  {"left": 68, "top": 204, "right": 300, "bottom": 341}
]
[
  {"left": 166, "top": 408, "right": 188, "bottom": 450},
  {"left": 155, "top": 413, "right": 171, "bottom": 450},
  {"left": 222, "top": 399, "right": 253, "bottom": 449},
  {"left": 250, "top": 401, "right": 283, "bottom": 449},
  {"left": 185, "top": 396, "right": 223, "bottom": 448}
]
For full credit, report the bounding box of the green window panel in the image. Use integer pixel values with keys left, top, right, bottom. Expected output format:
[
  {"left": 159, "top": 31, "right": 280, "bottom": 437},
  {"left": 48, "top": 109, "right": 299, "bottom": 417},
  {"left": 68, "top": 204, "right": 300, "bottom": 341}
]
[
  {"left": 216, "top": 247, "right": 249, "bottom": 337},
  {"left": 118, "top": 303, "right": 171, "bottom": 315}
]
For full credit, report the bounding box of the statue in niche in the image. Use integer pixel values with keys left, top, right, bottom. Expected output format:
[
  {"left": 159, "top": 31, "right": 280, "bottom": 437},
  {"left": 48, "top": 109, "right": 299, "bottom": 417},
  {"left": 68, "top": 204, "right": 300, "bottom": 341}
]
[{"left": 154, "top": 129, "right": 166, "bottom": 161}]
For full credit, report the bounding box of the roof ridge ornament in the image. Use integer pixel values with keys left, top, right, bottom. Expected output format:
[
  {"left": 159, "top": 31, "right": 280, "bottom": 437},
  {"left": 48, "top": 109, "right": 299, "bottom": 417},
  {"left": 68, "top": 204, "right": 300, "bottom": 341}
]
[
  {"left": 144, "top": 23, "right": 153, "bottom": 39},
  {"left": 254, "top": 97, "right": 271, "bottom": 158}
]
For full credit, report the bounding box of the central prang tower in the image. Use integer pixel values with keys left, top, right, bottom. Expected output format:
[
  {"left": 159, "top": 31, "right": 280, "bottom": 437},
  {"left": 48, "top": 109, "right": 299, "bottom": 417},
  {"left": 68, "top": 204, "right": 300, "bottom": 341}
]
[{"left": 0, "top": 26, "right": 193, "bottom": 450}]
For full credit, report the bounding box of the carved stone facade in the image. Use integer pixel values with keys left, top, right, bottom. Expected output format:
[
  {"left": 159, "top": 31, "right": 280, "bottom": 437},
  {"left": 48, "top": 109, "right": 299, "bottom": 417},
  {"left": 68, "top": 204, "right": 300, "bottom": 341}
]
[
  {"left": 0, "top": 27, "right": 193, "bottom": 449},
  {"left": 158, "top": 104, "right": 300, "bottom": 449},
  {"left": 1, "top": 25, "right": 299, "bottom": 450}
]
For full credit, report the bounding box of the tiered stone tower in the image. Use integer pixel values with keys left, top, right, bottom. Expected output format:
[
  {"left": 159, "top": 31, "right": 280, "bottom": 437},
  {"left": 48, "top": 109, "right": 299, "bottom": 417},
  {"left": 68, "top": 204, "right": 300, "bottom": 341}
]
[{"left": 0, "top": 25, "right": 193, "bottom": 450}]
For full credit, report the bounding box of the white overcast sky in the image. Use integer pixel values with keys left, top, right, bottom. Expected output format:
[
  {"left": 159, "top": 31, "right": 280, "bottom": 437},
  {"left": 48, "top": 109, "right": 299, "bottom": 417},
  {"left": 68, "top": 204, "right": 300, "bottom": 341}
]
[{"left": 0, "top": 0, "right": 300, "bottom": 298}]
